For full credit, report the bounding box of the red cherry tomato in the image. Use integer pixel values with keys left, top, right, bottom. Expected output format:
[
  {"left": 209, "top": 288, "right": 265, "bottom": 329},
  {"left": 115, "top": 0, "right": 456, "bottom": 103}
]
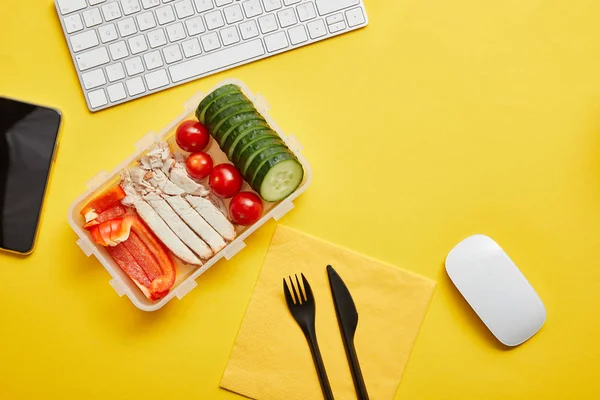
[
  {"left": 209, "top": 164, "right": 243, "bottom": 198},
  {"left": 229, "top": 192, "right": 263, "bottom": 226},
  {"left": 186, "top": 152, "right": 213, "bottom": 180},
  {"left": 176, "top": 120, "right": 210, "bottom": 152}
]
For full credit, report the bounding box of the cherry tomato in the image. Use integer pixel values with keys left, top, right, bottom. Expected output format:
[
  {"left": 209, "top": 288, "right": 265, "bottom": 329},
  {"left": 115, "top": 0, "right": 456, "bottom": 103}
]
[
  {"left": 229, "top": 192, "right": 263, "bottom": 226},
  {"left": 176, "top": 120, "right": 210, "bottom": 152},
  {"left": 209, "top": 164, "right": 243, "bottom": 198},
  {"left": 186, "top": 152, "right": 213, "bottom": 180}
]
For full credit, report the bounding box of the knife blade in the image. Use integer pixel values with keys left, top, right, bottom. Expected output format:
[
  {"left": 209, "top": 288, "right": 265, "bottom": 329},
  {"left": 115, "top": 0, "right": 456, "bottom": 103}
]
[{"left": 327, "top": 264, "right": 370, "bottom": 400}]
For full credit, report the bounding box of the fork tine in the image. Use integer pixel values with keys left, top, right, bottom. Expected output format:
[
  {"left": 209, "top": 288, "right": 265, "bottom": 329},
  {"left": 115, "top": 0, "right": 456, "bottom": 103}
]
[
  {"left": 295, "top": 274, "right": 306, "bottom": 302},
  {"left": 283, "top": 277, "right": 294, "bottom": 306},
  {"left": 301, "top": 273, "right": 313, "bottom": 302},
  {"left": 289, "top": 275, "right": 302, "bottom": 305}
]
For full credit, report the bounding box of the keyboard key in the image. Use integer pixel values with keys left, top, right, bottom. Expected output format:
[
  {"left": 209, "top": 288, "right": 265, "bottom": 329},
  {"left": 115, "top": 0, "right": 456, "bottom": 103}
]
[
  {"left": 185, "top": 16, "right": 206, "bottom": 36},
  {"left": 194, "top": 0, "right": 214, "bottom": 13},
  {"left": 182, "top": 38, "right": 202, "bottom": 57},
  {"left": 156, "top": 5, "right": 176, "bottom": 24},
  {"left": 163, "top": 44, "right": 183, "bottom": 63},
  {"left": 57, "top": 0, "right": 87, "bottom": 15},
  {"left": 283, "top": 0, "right": 300, "bottom": 4},
  {"left": 224, "top": 4, "right": 243, "bottom": 24},
  {"left": 109, "top": 41, "right": 129, "bottom": 59},
  {"left": 102, "top": 2, "right": 123, "bottom": 21},
  {"left": 82, "top": 68, "right": 107, "bottom": 89},
  {"left": 125, "top": 56, "right": 145, "bottom": 75},
  {"left": 99, "top": 23, "right": 118, "bottom": 43},
  {"left": 215, "top": 0, "right": 233, "bottom": 5},
  {"left": 288, "top": 25, "right": 307, "bottom": 45},
  {"left": 126, "top": 76, "right": 146, "bottom": 95},
  {"left": 169, "top": 38, "right": 264, "bottom": 82},
  {"left": 128, "top": 35, "right": 149, "bottom": 54},
  {"left": 205, "top": 10, "right": 225, "bottom": 30},
  {"left": 148, "top": 28, "right": 168, "bottom": 47},
  {"left": 315, "top": 0, "right": 358, "bottom": 15},
  {"left": 90, "top": 0, "right": 107, "bottom": 5},
  {"left": 326, "top": 13, "right": 343, "bottom": 25},
  {"left": 345, "top": 7, "right": 365, "bottom": 27},
  {"left": 175, "top": 0, "right": 195, "bottom": 18},
  {"left": 76, "top": 47, "right": 110, "bottom": 71},
  {"left": 296, "top": 1, "right": 316, "bottom": 21},
  {"left": 64, "top": 14, "right": 83, "bottom": 33},
  {"left": 144, "top": 69, "right": 170, "bottom": 90},
  {"left": 137, "top": 11, "right": 157, "bottom": 30},
  {"left": 239, "top": 20, "right": 259, "bottom": 39},
  {"left": 83, "top": 8, "right": 103, "bottom": 27},
  {"left": 167, "top": 22, "right": 186, "bottom": 41},
  {"left": 258, "top": 14, "right": 277, "bottom": 33},
  {"left": 264, "top": 31, "right": 288, "bottom": 52},
  {"left": 118, "top": 18, "right": 138, "bottom": 36},
  {"left": 121, "top": 0, "right": 141, "bottom": 14},
  {"left": 277, "top": 8, "right": 297, "bottom": 28},
  {"left": 220, "top": 26, "right": 240, "bottom": 46},
  {"left": 200, "top": 32, "right": 220, "bottom": 51},
  {"left": 144, "top": 50, "right": 164, "bottom": 69},
  {"left": 106, "top": 62, "right": 126, "bottom": 81},
  {"left": 88, "top": 88, "right": 108, "bottom": 108},
  {"left": 307, "top": 18, "right": 326, "bottom": 38},
  {"left": 243, "top": 0, "right": 262, "bottom": 18},
  {"left": 328, "top": 20, "right": 346, "bottom": 33},
  {"left": 107, "top": 82, "right": 127, "bottom": 101},
  {"left": 70, "top": 30, "right": 99, "bottom": 52},
  {"left": 262, "top": 0, "right": 281, "bottom": 12},
  {"left": 142, "top": 0, "right": 160, "bottom": 8}
]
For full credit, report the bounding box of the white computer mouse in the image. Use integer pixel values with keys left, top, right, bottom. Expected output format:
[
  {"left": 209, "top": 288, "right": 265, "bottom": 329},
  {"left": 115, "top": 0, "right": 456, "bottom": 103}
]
[{"left": 445, "top": 235, "right": 546, "bottom": 346}]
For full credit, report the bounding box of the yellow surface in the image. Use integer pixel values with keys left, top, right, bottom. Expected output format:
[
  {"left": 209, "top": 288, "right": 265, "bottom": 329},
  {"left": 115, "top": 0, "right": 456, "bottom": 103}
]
[
  {"left": 221, "top": 225, "right": 435, "bottom": 399},
  {"left": 0, "top": 0, "right": 599, "bottom": 398}
]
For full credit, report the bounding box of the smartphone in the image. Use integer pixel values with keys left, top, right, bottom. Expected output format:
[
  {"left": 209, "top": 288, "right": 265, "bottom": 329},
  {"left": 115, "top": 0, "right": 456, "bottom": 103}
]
[{"left": 0, "top": 97, "right": 62, "bottom": 255}]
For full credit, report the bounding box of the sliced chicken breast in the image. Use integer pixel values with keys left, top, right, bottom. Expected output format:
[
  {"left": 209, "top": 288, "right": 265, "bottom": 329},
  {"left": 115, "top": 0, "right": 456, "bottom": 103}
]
[
  {"left": 170, "top": 165, "right": 210, "bottom": 196},
  {"left": 147, "top": 170, "right": 185, "bottom": 196},
  {"left": 164, "top": 195, "right": 226, "bottom": 253},
  {"left": 186, "top": 195, "right": 236, "bottom": 241},
  {"left": 144, "top": 193, "right": 213, "bottom": 260}
]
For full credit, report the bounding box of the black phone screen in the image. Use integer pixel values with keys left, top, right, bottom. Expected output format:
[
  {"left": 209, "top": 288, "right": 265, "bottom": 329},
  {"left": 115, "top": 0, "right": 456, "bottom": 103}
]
[{"left": 0, "top": 98, "right": 61, "bottom": 254}]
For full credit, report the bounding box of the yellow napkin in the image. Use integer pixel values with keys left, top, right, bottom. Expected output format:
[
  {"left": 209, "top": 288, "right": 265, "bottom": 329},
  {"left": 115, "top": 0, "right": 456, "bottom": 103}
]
[{"left": 221, "top": 225, "right": 436, "bottom": 400}]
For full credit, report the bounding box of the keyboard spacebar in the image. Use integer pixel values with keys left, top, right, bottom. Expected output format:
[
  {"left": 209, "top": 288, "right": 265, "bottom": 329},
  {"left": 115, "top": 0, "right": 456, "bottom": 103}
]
[{"left": 169, "top": 39, "right": 266, "bottom": 83}]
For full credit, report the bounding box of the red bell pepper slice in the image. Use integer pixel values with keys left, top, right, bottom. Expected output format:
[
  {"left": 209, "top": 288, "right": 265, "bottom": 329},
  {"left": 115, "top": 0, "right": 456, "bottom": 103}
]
[
  {"left": 80, "top": 185, "right": 126, "bottom": 223},
  {"left": 106, "top": 244, "right": 152, "bottom": 299},
  {"left": 123, "top": 232, "right": 162, "bottom": 282},
  {"left": 83, "top": 204, "right": 126, "bottom": 229}
]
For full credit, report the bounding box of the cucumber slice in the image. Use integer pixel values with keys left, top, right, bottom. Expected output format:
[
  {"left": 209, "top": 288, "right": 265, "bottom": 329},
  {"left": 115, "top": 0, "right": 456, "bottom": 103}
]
[
  {"left": 213, "top": 112, "right": 265, "bottom": 144},
  {"left": 224, "top": 121, "right": 271, "bottom": 159},
  {"left": 237, "top": 136, "right": 285, "bottom": 173},
  {"left": 196, "top": 84, "right": 241, "bottom": 124},
  {"left": 208, "top": 104, "right": 256, "bottom": 136},
  {"left": 253, "top": 155, "right": 304, "bottom": 202},
  {"left": 204, "top": 93, "right": 249, "bottom": 126},
  {"left": 232, "top": 130, "right": 281, "bottom": 165},
  {"left": 206, "top": 99, "right": 253, "bottom": 127},
  {"left": 244, "top": 145, "right": 290, "bottom": 182}
]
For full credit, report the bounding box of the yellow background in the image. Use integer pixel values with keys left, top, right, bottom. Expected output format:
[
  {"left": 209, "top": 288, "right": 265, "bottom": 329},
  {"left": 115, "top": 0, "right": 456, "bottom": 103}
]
[{"left": 0, "top": 0, "right": 599, "bottom": 398}]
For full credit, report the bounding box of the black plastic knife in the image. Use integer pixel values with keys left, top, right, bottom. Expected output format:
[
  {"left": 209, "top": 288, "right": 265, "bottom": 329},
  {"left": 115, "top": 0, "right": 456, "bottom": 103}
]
[{"left": 327, "top": 265, "right": 370, "bottom": 400}]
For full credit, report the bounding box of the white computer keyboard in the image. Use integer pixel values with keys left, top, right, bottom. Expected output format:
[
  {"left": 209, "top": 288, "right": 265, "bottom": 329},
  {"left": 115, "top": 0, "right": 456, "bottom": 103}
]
[{"left": 54, "top": 0, "right": 368, "bottom": 112}]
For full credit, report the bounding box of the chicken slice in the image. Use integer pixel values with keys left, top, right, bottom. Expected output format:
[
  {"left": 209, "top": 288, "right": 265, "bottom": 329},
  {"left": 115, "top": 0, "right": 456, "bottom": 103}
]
[
  {"left": 147, "top": 169, "right": 185, "bottom": 196},
  {"left": 164, "top": 195, "right": 226, "bottom": 253},
  {"left": 122, "top": 171, "right": 202, "bottom": 265},
  {"left": 140, "top": 142, "right": 170, "bottom": 170},
  {"left": 186, "top": 195, "right": 236, "bottom": 241},
  {"left": 170, "top": 163, "right": 210, "bottom": 196},
  {"left": 144, "top": 192, "right": 213, "bottom": 260}
]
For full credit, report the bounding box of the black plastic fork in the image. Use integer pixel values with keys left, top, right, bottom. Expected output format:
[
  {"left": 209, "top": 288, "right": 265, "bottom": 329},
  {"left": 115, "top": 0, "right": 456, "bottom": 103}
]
[{"left": 283, "top": 274, "right": 334, "bottom": 400}]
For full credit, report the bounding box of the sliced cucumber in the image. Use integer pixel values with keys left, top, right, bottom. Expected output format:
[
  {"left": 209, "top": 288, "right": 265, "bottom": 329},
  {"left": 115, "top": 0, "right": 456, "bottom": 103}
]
[
  {"left": 206, "top": 99, "right": 252, "bottom": 127},
  {"left": 244, "top": 145, "right": 290, "bottom": 182},
  {"left": 196, "top": 85, "right": 241, "bottom": 124},
  {"left": 203, "top": 93, "right": 249, "bottom": 126},
  {"left": 218, "top": 118, "right": 266, "bottom": 149},
  {"left": 232, "top": 131, "right": 281, "bottom": 165},
  {"left": 214, "top": 112, "right": 265, "bottom": 143},
  {"left": 224, "top": 121, "right": 271, "bottom": 159},
  {"left": 253, "top": 156, "right": 304, "bottom": 202},
  {"left": 238, "top": 136, "right": 285, "bottom": 173},
  {"left": 208, "top": 104, "right": 256, "bottom": 136}
]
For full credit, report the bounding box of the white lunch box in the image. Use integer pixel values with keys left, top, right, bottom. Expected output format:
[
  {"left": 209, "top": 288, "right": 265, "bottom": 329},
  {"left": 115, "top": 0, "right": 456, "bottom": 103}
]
[{"left": 68, "top": 79, "right": 312, "bottom": 311}]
